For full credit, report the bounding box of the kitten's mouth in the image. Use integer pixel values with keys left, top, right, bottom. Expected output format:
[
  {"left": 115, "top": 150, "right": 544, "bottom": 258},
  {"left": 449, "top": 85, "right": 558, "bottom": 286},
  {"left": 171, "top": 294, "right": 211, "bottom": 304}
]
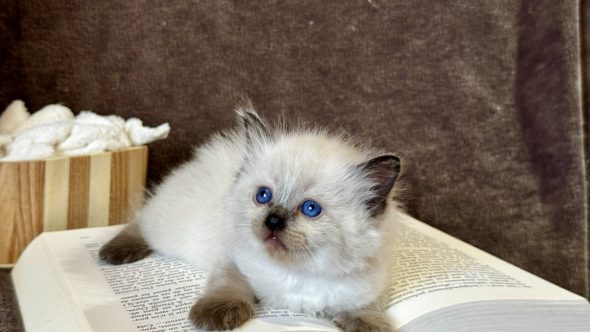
[{"left": 264, "top": 232, "right": 287, "bottom": 251}]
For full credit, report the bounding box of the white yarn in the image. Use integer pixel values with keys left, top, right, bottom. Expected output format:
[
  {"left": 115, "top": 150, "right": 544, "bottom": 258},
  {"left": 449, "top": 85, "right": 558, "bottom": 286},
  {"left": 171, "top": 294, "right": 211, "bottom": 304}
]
[
  {"left": 0, "top": 134, "right": 12, "bottom": 158},
  {"left": 12, "top": 104, "right": 74, "bottom": 136},
  {"left": 125, "top": 118, "right": 170, "bottom": 145},
  {"left": 0, "top": 100, "right": 170, "bottom": 161},
  {"left": 0, "top": 100, "right": 29, "bottom": 135}
]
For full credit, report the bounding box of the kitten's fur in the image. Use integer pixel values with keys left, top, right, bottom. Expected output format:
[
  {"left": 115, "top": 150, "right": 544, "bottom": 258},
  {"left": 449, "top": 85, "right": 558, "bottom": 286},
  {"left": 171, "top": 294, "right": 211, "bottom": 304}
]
[{"left": 100, "top": 107, "right": 401, "bottom": 332}]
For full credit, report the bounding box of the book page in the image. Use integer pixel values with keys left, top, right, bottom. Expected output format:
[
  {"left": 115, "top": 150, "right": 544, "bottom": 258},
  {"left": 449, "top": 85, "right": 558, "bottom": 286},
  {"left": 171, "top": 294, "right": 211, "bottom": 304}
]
[
  {"left": 16, "top": 214, "right": 588, "bottom": 332},
  {"left": 11, "top": 235, "right": 94, "bottom": 332},
  {"left": 386, "top": 212, "right": 588, "bottom": 329},
  {"left": 34, "top": 226, "right": 337, "bottom": 332}
]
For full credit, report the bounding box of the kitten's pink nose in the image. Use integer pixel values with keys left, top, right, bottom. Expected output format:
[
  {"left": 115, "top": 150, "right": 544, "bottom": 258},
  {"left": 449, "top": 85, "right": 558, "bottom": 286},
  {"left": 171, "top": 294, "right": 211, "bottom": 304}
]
[{"left": 265, "top": 214, "right": 285, "bottom": 231}]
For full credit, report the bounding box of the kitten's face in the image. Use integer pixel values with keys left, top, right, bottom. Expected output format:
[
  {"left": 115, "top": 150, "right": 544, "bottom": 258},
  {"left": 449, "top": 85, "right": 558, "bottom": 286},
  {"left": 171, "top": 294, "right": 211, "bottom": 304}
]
[{"left": 228, "top": 130, "right": 397, "bottom": 274}]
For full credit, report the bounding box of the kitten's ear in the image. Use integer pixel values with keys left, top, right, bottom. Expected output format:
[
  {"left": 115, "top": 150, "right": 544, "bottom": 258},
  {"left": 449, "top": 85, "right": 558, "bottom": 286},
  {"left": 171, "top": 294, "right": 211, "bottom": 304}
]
[
  {"left": 235, "top": 103, "right": 269, "bottom": 142},
  {"left": 358, "top": 154, "right": 401, "bottom": 214}
]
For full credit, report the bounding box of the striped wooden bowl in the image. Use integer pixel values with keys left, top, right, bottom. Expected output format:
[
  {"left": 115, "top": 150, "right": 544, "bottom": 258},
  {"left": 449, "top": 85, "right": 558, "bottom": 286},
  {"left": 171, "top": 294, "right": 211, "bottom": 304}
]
[{"left": 0, "top": 146, "right": 148, "bottom": 265}]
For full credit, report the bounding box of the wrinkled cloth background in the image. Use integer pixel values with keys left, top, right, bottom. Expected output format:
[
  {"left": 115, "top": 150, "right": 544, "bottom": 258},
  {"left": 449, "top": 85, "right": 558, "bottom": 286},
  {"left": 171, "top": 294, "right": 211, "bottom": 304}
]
[{"left": 0, "top": 0, "right": 589, "bottom": 329}]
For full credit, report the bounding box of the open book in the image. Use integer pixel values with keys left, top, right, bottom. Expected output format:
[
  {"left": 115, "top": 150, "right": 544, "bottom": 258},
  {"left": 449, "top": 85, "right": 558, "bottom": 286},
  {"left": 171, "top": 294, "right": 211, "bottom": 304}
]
[{"left": 12, "top": 212, "right": 590, "bottom": 331}]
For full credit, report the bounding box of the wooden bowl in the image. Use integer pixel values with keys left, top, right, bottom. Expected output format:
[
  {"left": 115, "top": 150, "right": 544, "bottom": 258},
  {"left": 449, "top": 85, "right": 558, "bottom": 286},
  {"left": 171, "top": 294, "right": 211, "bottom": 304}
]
[{"left": 0, "top": 146, "right": 148, "bottom": 265}]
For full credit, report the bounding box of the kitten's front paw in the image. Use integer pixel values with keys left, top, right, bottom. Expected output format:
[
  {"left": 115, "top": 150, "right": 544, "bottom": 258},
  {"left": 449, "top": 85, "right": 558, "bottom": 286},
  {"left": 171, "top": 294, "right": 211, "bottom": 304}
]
[
  {"left": 189, "top": 295, "right": 254, "bottom": 331},
  {"left": 333, "top": 311, "right": 393, "bottom": 332},
  {"left": 99, "top": 236, "right": 151, "bottom": 265}
]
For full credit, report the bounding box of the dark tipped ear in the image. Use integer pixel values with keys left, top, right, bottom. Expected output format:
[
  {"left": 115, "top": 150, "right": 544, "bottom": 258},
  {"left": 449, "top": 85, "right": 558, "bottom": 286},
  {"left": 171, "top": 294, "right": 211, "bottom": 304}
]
[
  {"left": 358, "top": 154, "right": 401, "bottom": 215},
  {"left": 235, "top": 103, "right": 269, "bottom": 142}
]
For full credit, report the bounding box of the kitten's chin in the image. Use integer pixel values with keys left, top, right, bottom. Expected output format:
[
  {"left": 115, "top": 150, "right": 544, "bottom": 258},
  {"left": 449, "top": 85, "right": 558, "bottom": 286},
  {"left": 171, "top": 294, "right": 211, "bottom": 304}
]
[
  {"left": 263, "top": 233, "right": 287, "bottom": 251},
  {"left": 253, "top": 226, "right": 303, "bottom": 263}
]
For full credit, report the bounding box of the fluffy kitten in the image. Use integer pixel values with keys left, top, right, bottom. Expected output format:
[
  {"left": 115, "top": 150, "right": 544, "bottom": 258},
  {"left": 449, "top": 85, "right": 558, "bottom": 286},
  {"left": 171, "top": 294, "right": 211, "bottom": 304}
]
[{"left": 100, "top": 107, "right": 401, "bottom": 332}]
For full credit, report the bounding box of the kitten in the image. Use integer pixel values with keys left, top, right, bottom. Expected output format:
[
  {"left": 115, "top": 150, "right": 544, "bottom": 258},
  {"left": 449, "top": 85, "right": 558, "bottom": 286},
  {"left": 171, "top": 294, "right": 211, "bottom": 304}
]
[{"left": 100, "top": 107, "right": 402, "bottom": 332}]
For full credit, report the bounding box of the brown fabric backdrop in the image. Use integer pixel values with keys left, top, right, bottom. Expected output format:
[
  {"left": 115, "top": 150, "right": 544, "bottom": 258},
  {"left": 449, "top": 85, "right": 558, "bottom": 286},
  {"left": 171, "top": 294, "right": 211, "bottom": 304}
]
[{"left": 1, "top": 0, "right": 587, "bottom": 304}]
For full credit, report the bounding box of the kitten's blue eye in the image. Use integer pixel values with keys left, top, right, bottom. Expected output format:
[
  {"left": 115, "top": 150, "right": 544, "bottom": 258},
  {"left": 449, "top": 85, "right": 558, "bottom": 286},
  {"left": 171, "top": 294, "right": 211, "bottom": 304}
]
[
  {"left": 255, "top": 187, "right": 273, "bottom": 204},
  {"left": 301, "top": 200, "right": 322, "bottom": 218}
]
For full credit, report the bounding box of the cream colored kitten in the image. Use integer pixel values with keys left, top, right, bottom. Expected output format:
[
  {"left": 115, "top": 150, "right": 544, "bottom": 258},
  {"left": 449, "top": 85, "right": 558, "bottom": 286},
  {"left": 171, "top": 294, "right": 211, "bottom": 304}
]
[{"left": 100, "top": 107, "right": 401, "bottom": 332}]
